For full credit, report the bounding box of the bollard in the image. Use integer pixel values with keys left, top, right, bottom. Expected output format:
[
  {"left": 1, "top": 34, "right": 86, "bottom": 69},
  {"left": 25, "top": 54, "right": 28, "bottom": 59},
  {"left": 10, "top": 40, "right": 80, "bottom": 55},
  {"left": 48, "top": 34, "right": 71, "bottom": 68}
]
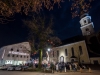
[
  {"left": 65, "top": 67, "right": 66, "bottom": 72},
  {"left": 80, "top": 68, "right": 82, "bottom": 73},
  {"left": 89, "top": 68, "right": 92, "bottom": 73}
]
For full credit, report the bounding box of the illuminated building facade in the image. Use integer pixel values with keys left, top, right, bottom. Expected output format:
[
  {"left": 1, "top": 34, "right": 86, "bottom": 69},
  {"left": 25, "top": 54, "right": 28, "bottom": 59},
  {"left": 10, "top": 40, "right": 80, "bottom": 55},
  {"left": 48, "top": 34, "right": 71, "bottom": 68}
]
[
  {"left": 0, "top": 42, "right": 31, "bottom": 66},
  {"left": 49, "top": 40, "right": 90, "bottom": 64}
]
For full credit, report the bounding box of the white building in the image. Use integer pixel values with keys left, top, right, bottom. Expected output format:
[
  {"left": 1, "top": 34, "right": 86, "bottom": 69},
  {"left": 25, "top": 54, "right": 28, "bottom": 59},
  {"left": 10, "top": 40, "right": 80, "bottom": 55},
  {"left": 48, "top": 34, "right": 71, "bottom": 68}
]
[
  {"left": 80, "top": 13, "right": 94, "bottom": 36},
  {"left": 48, "top": 14, "right": 100, "bottom": 65},
  {"left": 49, "top": 40, "right": 90, "bottom": 64},
  {"left": 0, "top": 42, "right": 31, "bottom": 66}
]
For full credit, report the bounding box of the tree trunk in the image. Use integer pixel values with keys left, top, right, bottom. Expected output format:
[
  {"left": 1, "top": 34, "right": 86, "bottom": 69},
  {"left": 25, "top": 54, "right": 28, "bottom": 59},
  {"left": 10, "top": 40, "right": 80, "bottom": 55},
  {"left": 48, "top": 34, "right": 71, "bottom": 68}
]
[{"left": 38, "top": 49, "right": 42, "bottom": 69}]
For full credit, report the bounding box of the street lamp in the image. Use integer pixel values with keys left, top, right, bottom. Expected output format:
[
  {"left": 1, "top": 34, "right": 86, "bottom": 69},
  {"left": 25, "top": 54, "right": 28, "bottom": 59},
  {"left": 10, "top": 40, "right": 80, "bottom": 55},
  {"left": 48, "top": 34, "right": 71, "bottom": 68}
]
[
  {"left": 47, "top": 48, "right": 51, "bottom": 52},
  {"left": 46, "top": 48, "right": 52, "bottom": 62}
]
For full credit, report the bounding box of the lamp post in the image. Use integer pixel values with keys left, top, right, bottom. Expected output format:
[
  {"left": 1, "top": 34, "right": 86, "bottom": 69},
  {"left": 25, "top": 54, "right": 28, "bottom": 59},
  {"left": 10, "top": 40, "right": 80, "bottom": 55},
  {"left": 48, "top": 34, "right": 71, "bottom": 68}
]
[{"left": 46, "top": 48, "right": 51, "bottom": 62}]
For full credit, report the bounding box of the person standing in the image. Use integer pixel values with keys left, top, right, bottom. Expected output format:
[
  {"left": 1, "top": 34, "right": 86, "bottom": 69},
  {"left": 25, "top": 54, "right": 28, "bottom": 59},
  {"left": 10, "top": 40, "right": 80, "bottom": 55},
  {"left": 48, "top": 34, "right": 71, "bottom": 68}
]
[
  {"left": 69, "top": 64, "right": 72, "bottom": 71},
  {"left": 56, "top": 64, "right": 59, "bottom": 72},
  {"left": 74, "top": 63, "right": 77, "bottom": 71},
  {"left": 51, "top": 62, "right": 55, "bottom": 73}
]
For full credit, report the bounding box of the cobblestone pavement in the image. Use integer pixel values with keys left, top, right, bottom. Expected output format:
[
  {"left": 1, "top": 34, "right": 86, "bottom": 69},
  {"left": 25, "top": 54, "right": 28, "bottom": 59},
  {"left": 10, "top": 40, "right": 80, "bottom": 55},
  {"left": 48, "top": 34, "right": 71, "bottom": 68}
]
[{"left": 0, "top": 70, "right": 100, "bottom": 75}]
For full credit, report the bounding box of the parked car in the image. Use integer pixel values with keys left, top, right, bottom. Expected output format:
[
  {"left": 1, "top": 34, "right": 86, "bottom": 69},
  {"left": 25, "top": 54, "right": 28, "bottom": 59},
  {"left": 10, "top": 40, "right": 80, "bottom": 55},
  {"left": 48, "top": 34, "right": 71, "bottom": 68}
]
[
  {"left": 15, "top": 66, "right": 22, "bottom": 71},
  {"left": 0, "top": 66, "right": 3, "bottom": 70},
  {"left": 1, "top": 65, "right": 7, "bottom": 70},
  {"left": 21, "top": 66, "right": 29, "bottom": 70},
  {"left": 7, "top": 66, "right": 16, "bottom": 71}
]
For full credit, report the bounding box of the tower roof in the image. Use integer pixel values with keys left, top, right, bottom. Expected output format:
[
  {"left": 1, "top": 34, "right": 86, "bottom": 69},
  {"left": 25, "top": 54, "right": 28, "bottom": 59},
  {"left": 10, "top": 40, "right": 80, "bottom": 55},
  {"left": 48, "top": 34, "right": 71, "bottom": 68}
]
[{"left": 80, "top": 13, "right": 89, "bottom": 19}]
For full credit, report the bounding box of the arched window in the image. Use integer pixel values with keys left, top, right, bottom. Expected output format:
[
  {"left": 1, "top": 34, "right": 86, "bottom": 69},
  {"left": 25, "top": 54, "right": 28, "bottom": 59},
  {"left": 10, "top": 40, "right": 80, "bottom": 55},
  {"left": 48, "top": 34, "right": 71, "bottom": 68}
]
[
  {"left": 65, "top": 49, "right": 68, "bottom": 56},
  {"left": 79, "top": 46, "right": 83, "bottom": 55},
  {"left": 53, "top": 51, "right": 54, "bottom": 57},
  {"left": 71, "top": 47, "right": 74, "bottom": 56},
  {"left": 84, "top": 20, "right": 87, "bottom": 24},
  {"left": 57, "top": 50, "right": 59, "bottom": 57}
]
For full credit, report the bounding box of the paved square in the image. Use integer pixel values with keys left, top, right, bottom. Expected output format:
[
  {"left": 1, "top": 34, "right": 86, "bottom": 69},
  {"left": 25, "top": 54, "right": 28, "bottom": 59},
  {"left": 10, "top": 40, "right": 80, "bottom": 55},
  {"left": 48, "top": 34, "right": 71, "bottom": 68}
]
[{"left": 0, "top": 70, "right": 100, "bottom": 75}]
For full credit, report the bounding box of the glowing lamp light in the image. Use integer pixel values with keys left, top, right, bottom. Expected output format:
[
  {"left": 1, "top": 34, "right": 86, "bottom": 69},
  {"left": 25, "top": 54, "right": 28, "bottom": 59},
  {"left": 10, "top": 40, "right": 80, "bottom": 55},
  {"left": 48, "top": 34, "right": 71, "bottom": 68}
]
[{"left": 47, "top": 48, "right": 50, "bottom": 52}]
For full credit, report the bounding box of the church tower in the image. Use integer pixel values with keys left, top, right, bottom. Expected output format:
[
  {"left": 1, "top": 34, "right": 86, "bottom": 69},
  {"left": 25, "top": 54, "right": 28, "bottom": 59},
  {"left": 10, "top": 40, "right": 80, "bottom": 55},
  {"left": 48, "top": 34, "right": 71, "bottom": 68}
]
[{"left": 80, "top": 14, "right": 94, "bottom": 36}]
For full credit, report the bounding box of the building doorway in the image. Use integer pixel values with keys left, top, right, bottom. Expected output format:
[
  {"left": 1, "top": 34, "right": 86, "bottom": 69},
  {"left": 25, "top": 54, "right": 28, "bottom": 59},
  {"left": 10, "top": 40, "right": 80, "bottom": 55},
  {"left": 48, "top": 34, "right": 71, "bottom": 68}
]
[
  {"left": 93, "top": 60, "right": 99, "bottom": 64},
  {"left": 60, "top": 56, "right": 64, "bottom": 62}
]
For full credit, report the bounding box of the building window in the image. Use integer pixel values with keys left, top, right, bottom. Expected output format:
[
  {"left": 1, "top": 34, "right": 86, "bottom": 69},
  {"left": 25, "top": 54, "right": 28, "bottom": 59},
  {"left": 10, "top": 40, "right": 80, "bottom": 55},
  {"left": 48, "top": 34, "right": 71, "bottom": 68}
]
[
  {"left": 16, "top": 55, "right": 18, "bottom": 57},
  {"left": 71, "top": 47, "right": 74, "bottom": 56},
  {"left": 12, "top": 55, "right": 15, "bottom": 57},
  {"left": 20, "top": 55, "right": 22, "bottom": 58},
  {"left": 7, "top": 54, "right": 10, "bottom": 57},
  {"left": 27, "top": 56, "right": 28, "bottom": 58},
  {"left": 86, "top": 28, "right": 89, "bottom": 31},
  {"left": 24, "top": 56, "right": 26, "bottom": 58},
  {"left": 82, "top": 60, "right": 84, "bottom": 63},
  {"left": 17, "top": 49, "right": 19, "bottom": 52},
  {"left": 79, "top": 46, "right": 83, "bottom": 55},
  {"left": 84, "top": 20, "right": 86, "bottom": 24},
  {"left": 11, "top": 48, "right": 13, "bottom": 51},
  {"left": 53, "top": 51, "right": 54, "bottom": 57},
  {"left": 65, "top": 49, "right": 68, "bottom": 56},
  {"left": 71, "top": 59, "right": 74, "bottom": 62},
  {"left": 57, "top": 50, "right": 59, "bottom": 57}
]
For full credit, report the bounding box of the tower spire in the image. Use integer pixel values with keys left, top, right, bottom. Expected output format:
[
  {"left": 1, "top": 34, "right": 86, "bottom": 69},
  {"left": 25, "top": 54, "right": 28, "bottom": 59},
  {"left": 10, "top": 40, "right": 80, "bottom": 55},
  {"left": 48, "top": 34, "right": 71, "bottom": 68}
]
[{"left": 80, "top": 13, "right": 94, "bottom": 36}]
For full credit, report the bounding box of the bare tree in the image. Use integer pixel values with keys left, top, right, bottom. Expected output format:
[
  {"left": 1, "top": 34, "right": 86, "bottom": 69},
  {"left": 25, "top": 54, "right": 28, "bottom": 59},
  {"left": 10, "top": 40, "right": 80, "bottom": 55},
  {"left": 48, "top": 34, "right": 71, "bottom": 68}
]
[
  {"left": 23, "top": 14, "right": 61, "bottom": 69},
  {"left": 0, "top": 0, "right": 63, "bottom": 16},
  {"left": 69, "top": 0, "right": 94, "bottom": 18}
]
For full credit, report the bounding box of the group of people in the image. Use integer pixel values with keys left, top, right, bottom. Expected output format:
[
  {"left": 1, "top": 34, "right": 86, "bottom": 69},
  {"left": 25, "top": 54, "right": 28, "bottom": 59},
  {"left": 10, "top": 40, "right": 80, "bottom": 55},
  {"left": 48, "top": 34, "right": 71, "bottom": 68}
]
[
  {"left": 55, "top": 62, "right": 78, "bottom": 72},
  {"left": 42, "top": 62, "right": 79, "bottom": 73}
]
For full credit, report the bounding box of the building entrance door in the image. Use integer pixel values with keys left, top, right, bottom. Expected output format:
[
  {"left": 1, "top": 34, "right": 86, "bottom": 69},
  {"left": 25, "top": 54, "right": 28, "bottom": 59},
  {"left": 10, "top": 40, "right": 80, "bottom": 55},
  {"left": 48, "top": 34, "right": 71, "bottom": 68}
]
[
  {"left": 93, "top": 60, "right": 99, "bottom": 64},
  {"left": 60, "top": 56, "right": 64, "bottom": 62}
]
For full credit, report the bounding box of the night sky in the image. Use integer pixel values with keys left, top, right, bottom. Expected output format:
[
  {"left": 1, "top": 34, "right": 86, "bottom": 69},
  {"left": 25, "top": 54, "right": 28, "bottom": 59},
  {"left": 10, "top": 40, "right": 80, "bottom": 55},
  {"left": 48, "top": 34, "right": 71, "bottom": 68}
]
[{"left": 0, "top": 0, "right": 100, "bottom": 47}]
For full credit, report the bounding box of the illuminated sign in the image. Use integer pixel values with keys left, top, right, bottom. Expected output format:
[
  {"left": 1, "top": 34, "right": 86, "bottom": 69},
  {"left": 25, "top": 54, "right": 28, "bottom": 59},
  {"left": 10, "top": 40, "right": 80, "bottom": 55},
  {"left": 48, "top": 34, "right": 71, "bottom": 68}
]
[{"left": 9, "top": 51, "right": 29, "bottom": 55}]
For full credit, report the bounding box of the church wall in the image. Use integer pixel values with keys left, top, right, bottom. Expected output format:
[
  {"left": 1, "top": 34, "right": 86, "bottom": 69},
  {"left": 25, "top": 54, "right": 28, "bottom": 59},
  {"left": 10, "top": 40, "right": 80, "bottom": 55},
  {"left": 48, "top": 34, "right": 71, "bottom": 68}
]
[
  {"left": 90, "top": 57, "right": 100, "bottom": 64},
  {"left": 49, "top": 40, "right": 90, "bottom": 64}
]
